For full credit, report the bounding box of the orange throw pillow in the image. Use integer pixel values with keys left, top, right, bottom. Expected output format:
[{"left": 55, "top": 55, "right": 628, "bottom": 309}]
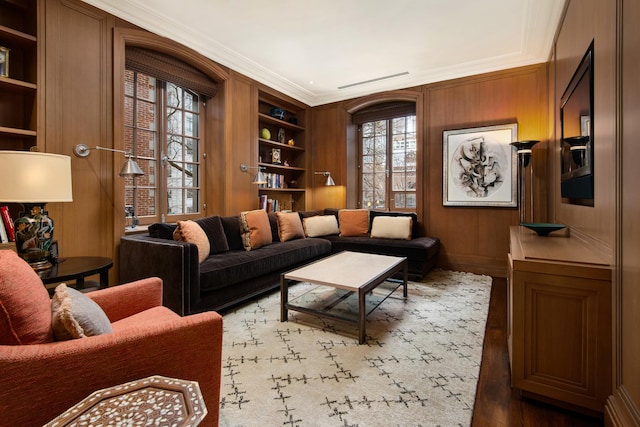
[
  {"left": 338, "top": 209, "right": 370, "bottom": 237},
  {"left": 240, "top": 210, "right": 273, "bottom": 250},
  {"left": 173, "top": 220, "right": 211, "bottom": 263},
  {"left": 276, "top": 212, "right": 305, "bottom": 242}
]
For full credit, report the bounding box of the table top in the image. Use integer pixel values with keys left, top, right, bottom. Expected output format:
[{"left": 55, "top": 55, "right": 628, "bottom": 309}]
[
  {"left": 283, "top": 251, "right": 406, "bottom": 290},
  {"left": 38, "top": 256, "right": 113, "bottom": 284},
  {"left": 45, "top": 375, "right": 207, "bottom": 427}
]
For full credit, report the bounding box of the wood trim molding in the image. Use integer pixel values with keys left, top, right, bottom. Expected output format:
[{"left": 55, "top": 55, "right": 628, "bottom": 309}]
[{"left": 605, "top": 386, "right": 640, "bottom": 427}]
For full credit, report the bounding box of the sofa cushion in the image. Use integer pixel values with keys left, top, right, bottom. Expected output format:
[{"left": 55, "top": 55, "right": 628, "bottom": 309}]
[
  {"left": 173, "top": 220, "right": 210, "bottom": 263},
  {"left": 51, "top": 284, "right": 112, "bottom": 341},
  {"left": 276, "top": 211, "right": 305, "bottom": 242},
  {"left": 220, "top": 216, "right": 244, "bottom": 251},
  {"left": 198, "top": 238, "right": 331, "bottom": 292},
  {"left": 298, "top": 209, "right": 324, "bottom": 219},
  {"left": 148, "top": 223, "right": 177, "bottom": 240},
  {"left": 0, "top": 250, "right": 54, "bottom": 345},
  {"left": 195, "top": 216, "right": 229, "bottom": 254},
  {"left": 370, "top": 216, "right": 412, "bottom": 240},
  {"left": 338, "top": 209, "right": 369, "bottom": 237},
  {"left": 302, "top": 215, "right": 339, "bottom": 237},
  {"left": 369, "top": 210, "right": 419, "bottom": 238},
  {"left": 240, "top": 209, "right": 273, "bottom": 251},
  {"left": 267, "top": 212, "right": 281, "bottom": 243}
]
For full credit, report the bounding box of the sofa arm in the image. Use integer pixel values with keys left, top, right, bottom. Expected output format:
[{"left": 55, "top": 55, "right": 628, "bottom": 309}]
[
  {"left": 120, "top": 235, "right": 199, "bottom": 316},
  {"left": 0, "top": 311, "right": 223, "bottom": 427},
  {"left": 88, "top": 277, "right": 163, "bottom": 322}
]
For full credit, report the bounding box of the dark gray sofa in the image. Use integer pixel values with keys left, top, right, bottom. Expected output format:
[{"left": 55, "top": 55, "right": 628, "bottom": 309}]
[{"left": 119, "top": 209, "right": 440, "bottom": 315}]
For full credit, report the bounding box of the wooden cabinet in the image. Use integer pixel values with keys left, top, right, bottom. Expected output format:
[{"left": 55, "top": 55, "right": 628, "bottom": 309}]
[
  {"left": 257, "top": 89, "right": 308, "bottom": 212},
  {"left": 0, "top": 0, "right": 39, "bottom": 151},
  {"left": 508, "top": 226, "right": 612, "bottom": 413}
]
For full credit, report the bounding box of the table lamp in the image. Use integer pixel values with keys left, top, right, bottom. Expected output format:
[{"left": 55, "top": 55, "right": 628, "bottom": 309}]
[{"left": 0, "top": 151, "right": 73, "bottom": 270}]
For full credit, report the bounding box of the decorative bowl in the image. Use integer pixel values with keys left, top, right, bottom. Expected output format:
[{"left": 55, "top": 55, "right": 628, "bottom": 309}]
[
  {"left": 521, "top": 222, "right": 567, "bottom": 236},
  {"left": 269, "top": 108, "right": 286, "bottom": 120}
]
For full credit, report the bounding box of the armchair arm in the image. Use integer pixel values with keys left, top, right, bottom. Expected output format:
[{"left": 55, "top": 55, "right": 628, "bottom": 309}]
[
  {"left": 88, "top": 277, "right": 163, "bottom": 322},
  {"left": 0, "top": 310, "right": 223, "bottom": 427},
  {"left": 120, "top": 235, "right": 199, "bottom": 315}
]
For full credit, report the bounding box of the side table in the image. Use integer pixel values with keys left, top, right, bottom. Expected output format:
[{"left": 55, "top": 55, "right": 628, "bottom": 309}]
[
  {"left": 45, "top": 375, "right": 207, "bottom": 427},
  {"left": 38, "top": 256, "right": 113, "bottom": 290}
]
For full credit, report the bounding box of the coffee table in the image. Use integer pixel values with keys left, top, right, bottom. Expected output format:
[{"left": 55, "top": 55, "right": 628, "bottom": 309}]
[{"left": 281, "top": 251, "right": 408, "bottom": 344}]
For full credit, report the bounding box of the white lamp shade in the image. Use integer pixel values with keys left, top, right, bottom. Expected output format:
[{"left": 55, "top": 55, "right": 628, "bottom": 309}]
[{"left": 0, "top": 151, "right": 73, "bottom": 203}]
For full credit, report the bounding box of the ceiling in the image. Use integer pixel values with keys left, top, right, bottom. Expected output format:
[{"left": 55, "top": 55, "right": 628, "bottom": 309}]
[{"left": 81, "top": 0, "right": 565, "bottom": 107}]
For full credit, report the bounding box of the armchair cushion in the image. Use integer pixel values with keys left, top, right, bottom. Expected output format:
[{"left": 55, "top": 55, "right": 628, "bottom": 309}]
[
  {"left": 0, "top": 250, "right": 53, "bottom": 345},
  {"left": 51, "top": 284, "right": 112, "bottom": 341}
]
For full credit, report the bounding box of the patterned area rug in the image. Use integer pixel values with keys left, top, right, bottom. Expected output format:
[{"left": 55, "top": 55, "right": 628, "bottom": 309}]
[{"left": 219, "top": 269, "right": 492, "bottom": 427}]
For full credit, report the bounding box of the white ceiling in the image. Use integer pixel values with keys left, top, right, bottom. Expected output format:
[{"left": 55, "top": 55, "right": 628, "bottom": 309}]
[{"left": 81, "top": 0, "right": 565, "bottom": 107}]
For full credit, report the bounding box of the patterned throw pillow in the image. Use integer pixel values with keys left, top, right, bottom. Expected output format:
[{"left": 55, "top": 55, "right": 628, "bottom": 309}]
[
  {"left": 338, "top": 209, "right": 370, "bottom": 237},
  {"left": 370, "top": 216, "right": 413, "bottom": 240},
  {"left": 240, "top": 209, "right": 273, "bottom": 250},
  {"left": 173, "top": 220, "right": 211, "bottom": 263},
  {"left": 276, "top": 212, "right": 305, "bottom": 242},
  {"left": 302, "top": 215, "right": 339, "bottom": 237},
  {"left": 51, "top": 284, "right": 112, "bottom": 341}
]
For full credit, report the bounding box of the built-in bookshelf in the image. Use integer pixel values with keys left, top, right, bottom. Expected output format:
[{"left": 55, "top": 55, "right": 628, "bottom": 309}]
[
  {"left": 257, "top": 89, "right": 308, "bottom": 212},
  {"left": 0, "top": 0, "right": 39, "bottom": 151}
]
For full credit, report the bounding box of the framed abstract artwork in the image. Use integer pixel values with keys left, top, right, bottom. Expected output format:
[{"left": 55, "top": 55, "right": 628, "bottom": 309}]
[{"left": 443, "top": 123, "right": 518, "bottom": 207}]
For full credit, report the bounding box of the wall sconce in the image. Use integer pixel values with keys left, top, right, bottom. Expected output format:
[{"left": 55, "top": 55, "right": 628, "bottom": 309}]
[
  {"left": 240, "top": 163, "right": 267, "bottom": 184},
  {"left": 510, "top": 140, "right": 539, "bottom": 223},
  {"left": 73, "top": 144, "right": 144, "bottom": 177},
  {"left": 314, "top": 171, "right": 335, "bottom": 186}
]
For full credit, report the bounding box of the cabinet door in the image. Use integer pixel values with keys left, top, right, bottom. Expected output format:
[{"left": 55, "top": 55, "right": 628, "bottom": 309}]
[{"left": 511, "top": 270, "right": 611, "bottom": 412}]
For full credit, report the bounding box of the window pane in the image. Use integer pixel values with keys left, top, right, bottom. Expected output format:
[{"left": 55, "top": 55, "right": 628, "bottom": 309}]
[
  {"left": 185, "top": 112, "right": 197, "bottom": 137},
  {"left": 167, "top": 108, "right": 183, "bottom": 134},
  {"left": 362, "top": 122, "right": 374, "bottom": 137},
  {"left": 394, "top": 193, "right": 406, "bottom": 209},
  {"left": 124, "top": 97, "right": 133, "bottom": 126},
  {"left": 125, "top": 70, "right": 134, "bottom": 97},
  {"left": 167, "top": 83, "right": 181, "bottom": 107},
  {"left": 167, "top": 189, "right": 183, "bottom": 214},
  {"left": 136, "top": 101, "right": 156, "bottom": 131},
  {"left": 185, "top": 91, "right": 197, "bottom": 112},
  {"left": 362, "top": 137, "right": 374, "bottom": 155},
  {"left": 138, "top": 75, "right": 156, "bottom": 102},
  {"left": 406, "top": 193, "right": 416, "bottom": 208},
  {"left": 393, "top": 172, "right": 406, "bottom": 191}
]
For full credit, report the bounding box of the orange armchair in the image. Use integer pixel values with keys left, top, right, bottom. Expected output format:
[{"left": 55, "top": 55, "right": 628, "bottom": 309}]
[{"left": 0, "top": 250, "right": 223, "bottom": 427}]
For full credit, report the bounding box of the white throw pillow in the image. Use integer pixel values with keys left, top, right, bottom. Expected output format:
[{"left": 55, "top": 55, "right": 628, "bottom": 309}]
[
  {"left": 302, "top": 215, "right": 339, "bottom": 237},
  {"left": 370, "top": 216, "right": 412, "bottom": 240}
]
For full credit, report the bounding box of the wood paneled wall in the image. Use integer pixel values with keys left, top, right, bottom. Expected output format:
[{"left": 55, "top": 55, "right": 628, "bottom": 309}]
[
  {"left": 552, "top": 0, "right": 617, "bottom": 250},
  {"left": 311, "top": 65, "right": 548, "bottom": 277}
]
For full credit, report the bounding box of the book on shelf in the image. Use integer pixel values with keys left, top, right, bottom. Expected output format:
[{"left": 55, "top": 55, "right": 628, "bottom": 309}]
[
  {"left": 0, "top": 206, "right": 15, "bottom": 242},
  {"left": 259, "top": 194, "right": 268, "bottom": 211},
  {"left": 0, "top": 217, "right": 8, "bottom": 244}
]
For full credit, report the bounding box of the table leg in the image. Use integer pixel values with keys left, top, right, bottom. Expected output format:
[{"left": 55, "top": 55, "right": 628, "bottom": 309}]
[
  {"left": 280, "top": 275, "right": 288, "bottom": 322},
  {"left": 358, "top": 289, "right": 366, "bottom": 344},
  {"left": 99, "top": 269, "right": 109, "bottom": 289},
  {"left": 403, "top": 261, "right": 408, "bottom": 298}
]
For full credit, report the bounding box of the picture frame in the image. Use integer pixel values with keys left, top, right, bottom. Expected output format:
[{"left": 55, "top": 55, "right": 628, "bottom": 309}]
[
  {"left": 0, "top": 47, "right": 9, "bottom": 78},
  {"left": 443, "top": 123, "right": 518, "bottom": 207}
]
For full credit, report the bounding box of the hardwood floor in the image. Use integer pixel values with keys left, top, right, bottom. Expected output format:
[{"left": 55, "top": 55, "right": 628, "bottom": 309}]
[{"left": 471, "top": 277, "right": 605, "bottom": 427}]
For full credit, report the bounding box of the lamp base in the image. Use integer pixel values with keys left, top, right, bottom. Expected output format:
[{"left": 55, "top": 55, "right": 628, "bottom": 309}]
[{"left": 14, "top": 203, "right": 55, "bottom": 270}]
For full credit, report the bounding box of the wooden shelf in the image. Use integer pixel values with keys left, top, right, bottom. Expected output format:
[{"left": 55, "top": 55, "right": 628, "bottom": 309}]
[
  {"left": 0, "top": 24, "right": 37, "bottom": 45},
  {"left": 0, "top": 76, "right": 37, "bottom": 93},
  {"left": 258, "top": 187, "right": 305, "bottom": 193},
  {"left": 259, "top": 138, "right": 304, "bottom": 151},
  {"left": 0, "top": 126, "right": 37, "bottom": 138},
  {"left": 259, "top": 162, "right": 304, "bottom": 172},
  {"left": 258, "top": 112, "right": 304, "bottom": 131},
  {"left": 257, "top": 89, "right": 308, "bottom": 212},
  {"left": 0, "top": 0, "right": 39, "bottom": 152}
]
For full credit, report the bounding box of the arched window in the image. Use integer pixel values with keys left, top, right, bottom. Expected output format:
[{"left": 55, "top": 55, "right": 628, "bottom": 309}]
[
  {"left": 123, "top": 47, "right": 218, "bottom": 225},
  {"left": 353, "top": 101, "right": 416, "bottom": 210}
]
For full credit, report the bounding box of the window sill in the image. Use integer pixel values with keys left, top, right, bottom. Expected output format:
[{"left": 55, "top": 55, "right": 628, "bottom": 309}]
[{"left": 124, "top": 225, "right": 149, "bottom": 235}]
